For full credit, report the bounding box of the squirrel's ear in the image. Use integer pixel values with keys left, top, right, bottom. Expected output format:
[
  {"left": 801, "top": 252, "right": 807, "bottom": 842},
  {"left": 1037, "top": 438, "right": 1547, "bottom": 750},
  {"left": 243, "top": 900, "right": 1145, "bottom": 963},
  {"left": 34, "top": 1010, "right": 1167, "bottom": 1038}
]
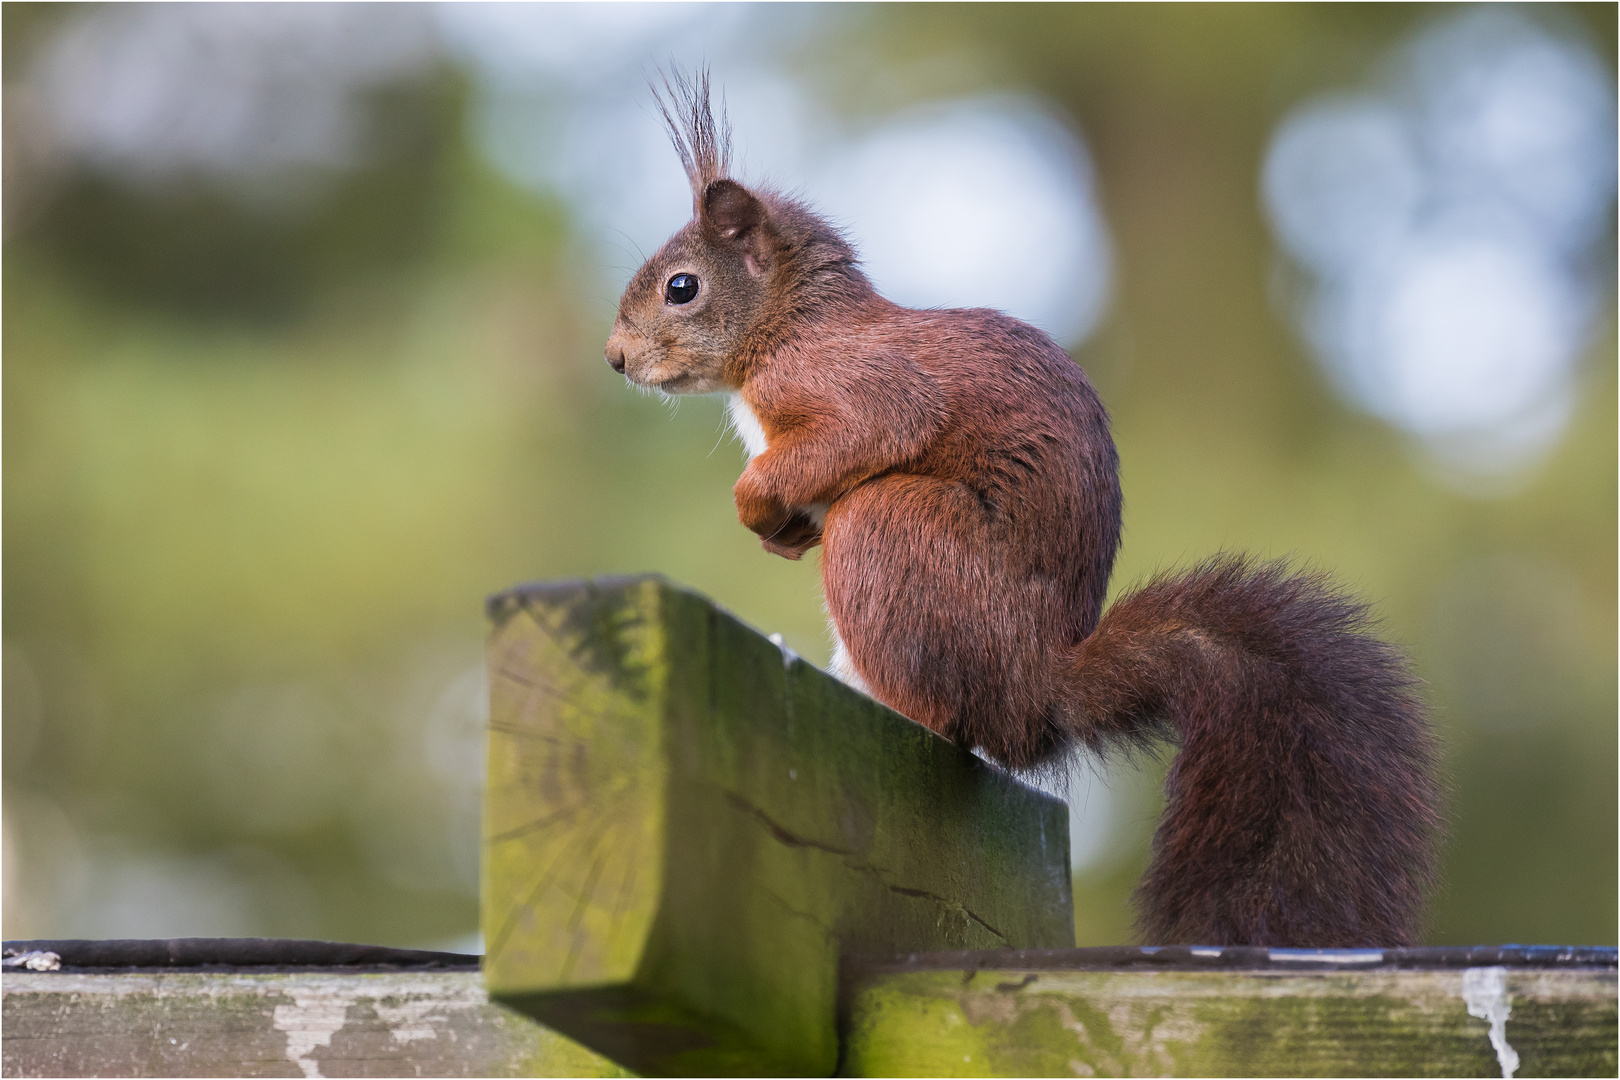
[
  {"left": 701, "top": 179, "right": 763, "bottom": 239},
  {"left": 700, "top": 179, "right": 773, "bottom": 271}
]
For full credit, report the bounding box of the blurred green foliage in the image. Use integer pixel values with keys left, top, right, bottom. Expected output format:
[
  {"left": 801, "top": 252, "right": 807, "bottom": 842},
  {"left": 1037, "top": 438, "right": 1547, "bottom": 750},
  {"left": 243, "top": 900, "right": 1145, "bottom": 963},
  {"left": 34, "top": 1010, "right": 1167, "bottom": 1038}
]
[{"left": 3, "top": 3, "right": 1614, "bottom": 950}]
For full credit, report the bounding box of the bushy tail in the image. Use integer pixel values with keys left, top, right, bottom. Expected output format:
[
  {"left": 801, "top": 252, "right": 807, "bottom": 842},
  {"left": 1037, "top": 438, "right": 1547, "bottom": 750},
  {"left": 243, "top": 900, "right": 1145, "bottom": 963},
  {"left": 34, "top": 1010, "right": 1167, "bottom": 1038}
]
[{"left": 1061, "top": 555, "right": 1440, "bottom": 947}]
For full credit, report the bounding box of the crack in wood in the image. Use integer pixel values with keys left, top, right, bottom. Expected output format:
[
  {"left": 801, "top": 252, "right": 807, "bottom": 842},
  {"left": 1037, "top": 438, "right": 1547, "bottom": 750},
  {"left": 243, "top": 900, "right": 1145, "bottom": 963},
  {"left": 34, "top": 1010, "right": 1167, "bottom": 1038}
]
[
  {"left": 723, "top": 792, "right": 854, "bottom": 857},
  {"left": 885, "top": 886, "right": 1008, "bottom": 945},
  {"left": 723, "top": 791, "right": 1008, "bottom": 945},
  {"left": 758, "top": 887, "right": 835, "bottom": 937}
]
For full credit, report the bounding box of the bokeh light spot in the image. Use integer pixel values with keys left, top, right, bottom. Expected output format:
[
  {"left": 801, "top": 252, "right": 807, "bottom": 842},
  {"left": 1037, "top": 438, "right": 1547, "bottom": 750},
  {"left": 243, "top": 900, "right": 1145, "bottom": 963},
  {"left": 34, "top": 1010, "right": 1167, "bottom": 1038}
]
[
  {"left": 1262, "top": 8, "right": 1615, "bottom": 484},
  {"left": 813, "top": 99, "right": 1112, "bottom": 346}
]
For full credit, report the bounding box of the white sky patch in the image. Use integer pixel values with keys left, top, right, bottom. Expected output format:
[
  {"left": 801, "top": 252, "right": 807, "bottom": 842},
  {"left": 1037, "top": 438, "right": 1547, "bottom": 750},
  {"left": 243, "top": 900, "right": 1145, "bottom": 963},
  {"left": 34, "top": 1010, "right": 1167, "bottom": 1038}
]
[
  {"left": 1020, "top": 751, "right": 1121, "bottom": 874},
  {"left": 439, "top": 3, "right": 808, "bottom": 270},
  {"left": 32, "top": 4, "right": 436, "bottom": 184},
  {"left": 469, "top": 68, "right": 829, "bottom": 272},
  {"left": 1262, "top": 8, "right": 1614, "bottom": 486},
  {"left": 813, "top": 99, "right": 1113, "bottom": 347},
  {"left": 434, "top": 2, "right": 728, "bottom": 92}
]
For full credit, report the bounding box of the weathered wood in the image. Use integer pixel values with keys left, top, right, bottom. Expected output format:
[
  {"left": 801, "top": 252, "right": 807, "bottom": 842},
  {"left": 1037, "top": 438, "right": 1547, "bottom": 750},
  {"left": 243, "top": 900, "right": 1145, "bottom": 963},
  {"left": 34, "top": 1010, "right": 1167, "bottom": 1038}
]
[
  {"left": 9, "top": 947, "right": 1611, "bottom": 1079},
  {"left": 482, "top": 576, "right": 1074, "bottom": 1076},
  {"left": 1, "top": 970, "right": 629, "bottom": 1078},
  {"left": 841, "top": 947, "right": 1619, "bottom": 1077}
]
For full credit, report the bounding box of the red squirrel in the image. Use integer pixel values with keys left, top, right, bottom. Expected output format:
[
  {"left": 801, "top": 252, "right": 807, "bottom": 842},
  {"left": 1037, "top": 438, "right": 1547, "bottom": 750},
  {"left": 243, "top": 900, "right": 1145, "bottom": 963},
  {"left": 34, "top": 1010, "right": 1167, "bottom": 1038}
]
[{"left": 604, "top": 72, "right": 1440, "bottom": 948}]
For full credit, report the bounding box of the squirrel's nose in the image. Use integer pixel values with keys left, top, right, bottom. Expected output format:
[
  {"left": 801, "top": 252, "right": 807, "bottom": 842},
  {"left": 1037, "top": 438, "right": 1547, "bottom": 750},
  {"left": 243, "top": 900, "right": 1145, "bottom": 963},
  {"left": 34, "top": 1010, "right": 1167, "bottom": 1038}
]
[{"left": 606, "top": 348, "right": 627, "bottom": 374}]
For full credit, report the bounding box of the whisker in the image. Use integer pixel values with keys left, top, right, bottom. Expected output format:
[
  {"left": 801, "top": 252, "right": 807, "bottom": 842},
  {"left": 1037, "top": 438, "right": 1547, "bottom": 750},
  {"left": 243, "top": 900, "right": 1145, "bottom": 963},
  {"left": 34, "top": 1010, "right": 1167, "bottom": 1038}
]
[
  {"left": 706, "top": 423, "right": 729, "bottom": 459},
  {"left": 608, "top": 227, "right": 650, "bottom": 265}
]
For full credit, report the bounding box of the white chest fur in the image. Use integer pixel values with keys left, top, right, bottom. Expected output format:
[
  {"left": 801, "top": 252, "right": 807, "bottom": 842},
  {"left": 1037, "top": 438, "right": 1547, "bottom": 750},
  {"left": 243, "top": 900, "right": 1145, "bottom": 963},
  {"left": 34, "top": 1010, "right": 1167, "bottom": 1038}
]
[
  {"left": 727, "top": 393, "right": 827, "bottom": 526},
  {"left": 727, "top": 394, "right": 770, "bottom": 459}
]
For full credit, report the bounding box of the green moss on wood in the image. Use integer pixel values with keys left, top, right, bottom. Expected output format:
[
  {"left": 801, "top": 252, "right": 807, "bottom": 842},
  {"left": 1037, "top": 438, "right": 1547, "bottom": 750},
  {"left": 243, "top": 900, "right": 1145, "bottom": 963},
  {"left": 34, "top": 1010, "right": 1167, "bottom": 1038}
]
[{"left": 839, "top": 967, "right": 1618, "bottom": 1077}]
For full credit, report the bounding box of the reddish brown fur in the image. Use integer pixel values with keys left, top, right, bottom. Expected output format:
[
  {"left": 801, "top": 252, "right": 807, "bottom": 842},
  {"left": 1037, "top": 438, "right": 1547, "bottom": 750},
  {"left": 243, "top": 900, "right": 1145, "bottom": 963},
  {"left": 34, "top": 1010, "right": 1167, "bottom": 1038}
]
[{"left": 604, "top": 74, "right": 1440, "bottom": 947}]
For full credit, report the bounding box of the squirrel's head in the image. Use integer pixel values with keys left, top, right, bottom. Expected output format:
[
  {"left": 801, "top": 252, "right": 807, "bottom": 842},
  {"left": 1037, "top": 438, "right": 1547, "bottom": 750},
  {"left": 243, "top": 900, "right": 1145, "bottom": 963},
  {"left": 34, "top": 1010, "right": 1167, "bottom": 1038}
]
[{"left": 605, "top": 69, "right": 868, "bottom": 393}]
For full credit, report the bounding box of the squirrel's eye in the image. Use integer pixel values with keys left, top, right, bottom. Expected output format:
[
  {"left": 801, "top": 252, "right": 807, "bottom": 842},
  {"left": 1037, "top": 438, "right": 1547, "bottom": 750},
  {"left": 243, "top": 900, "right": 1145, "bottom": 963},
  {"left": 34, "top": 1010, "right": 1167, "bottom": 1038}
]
[{"left": 665, "top": 273, "right": 699, "bottom": 305}]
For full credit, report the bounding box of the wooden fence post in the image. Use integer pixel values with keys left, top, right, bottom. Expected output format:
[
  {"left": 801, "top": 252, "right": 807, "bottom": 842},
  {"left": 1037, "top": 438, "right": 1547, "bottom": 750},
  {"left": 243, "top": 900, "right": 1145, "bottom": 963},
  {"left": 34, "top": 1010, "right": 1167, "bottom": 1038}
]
[{"left": 480, "top": 576, "right": 1075, "bottom": 1076}]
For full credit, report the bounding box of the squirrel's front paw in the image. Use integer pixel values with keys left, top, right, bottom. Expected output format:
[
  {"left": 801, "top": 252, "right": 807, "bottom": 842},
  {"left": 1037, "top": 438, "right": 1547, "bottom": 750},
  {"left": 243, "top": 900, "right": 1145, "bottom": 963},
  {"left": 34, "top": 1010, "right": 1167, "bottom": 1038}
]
[
  {"left": 761, "top": 513, "right": 823, "bottom": 560},
  {"left": 734, "top": 472, "right": 788, "bottom": 537}
]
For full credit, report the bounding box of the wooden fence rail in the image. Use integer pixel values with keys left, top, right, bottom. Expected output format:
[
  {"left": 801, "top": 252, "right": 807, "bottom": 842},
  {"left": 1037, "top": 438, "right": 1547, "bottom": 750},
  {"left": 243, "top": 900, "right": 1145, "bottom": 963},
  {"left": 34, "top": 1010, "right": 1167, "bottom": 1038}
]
[{"left": 3, "top": 940, "right": 1614, "bottom": 1076}]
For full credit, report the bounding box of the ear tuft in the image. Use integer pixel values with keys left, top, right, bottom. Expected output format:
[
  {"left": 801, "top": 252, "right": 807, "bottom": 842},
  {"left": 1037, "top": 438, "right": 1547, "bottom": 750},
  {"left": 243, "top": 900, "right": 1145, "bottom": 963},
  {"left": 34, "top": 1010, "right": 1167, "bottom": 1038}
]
[
  {"left": 701, "top": 179, "right": 765, "bottom": 241},
  {"left": 652, "top": 67, "right": 731, "bottom": 208}
]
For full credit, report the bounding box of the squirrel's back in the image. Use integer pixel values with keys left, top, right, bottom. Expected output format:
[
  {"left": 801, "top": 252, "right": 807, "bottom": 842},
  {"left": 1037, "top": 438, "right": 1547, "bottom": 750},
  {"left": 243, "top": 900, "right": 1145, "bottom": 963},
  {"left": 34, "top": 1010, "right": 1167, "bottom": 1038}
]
[{"left": 776, "top": 300, "right": 1122, "bottom": 621}]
